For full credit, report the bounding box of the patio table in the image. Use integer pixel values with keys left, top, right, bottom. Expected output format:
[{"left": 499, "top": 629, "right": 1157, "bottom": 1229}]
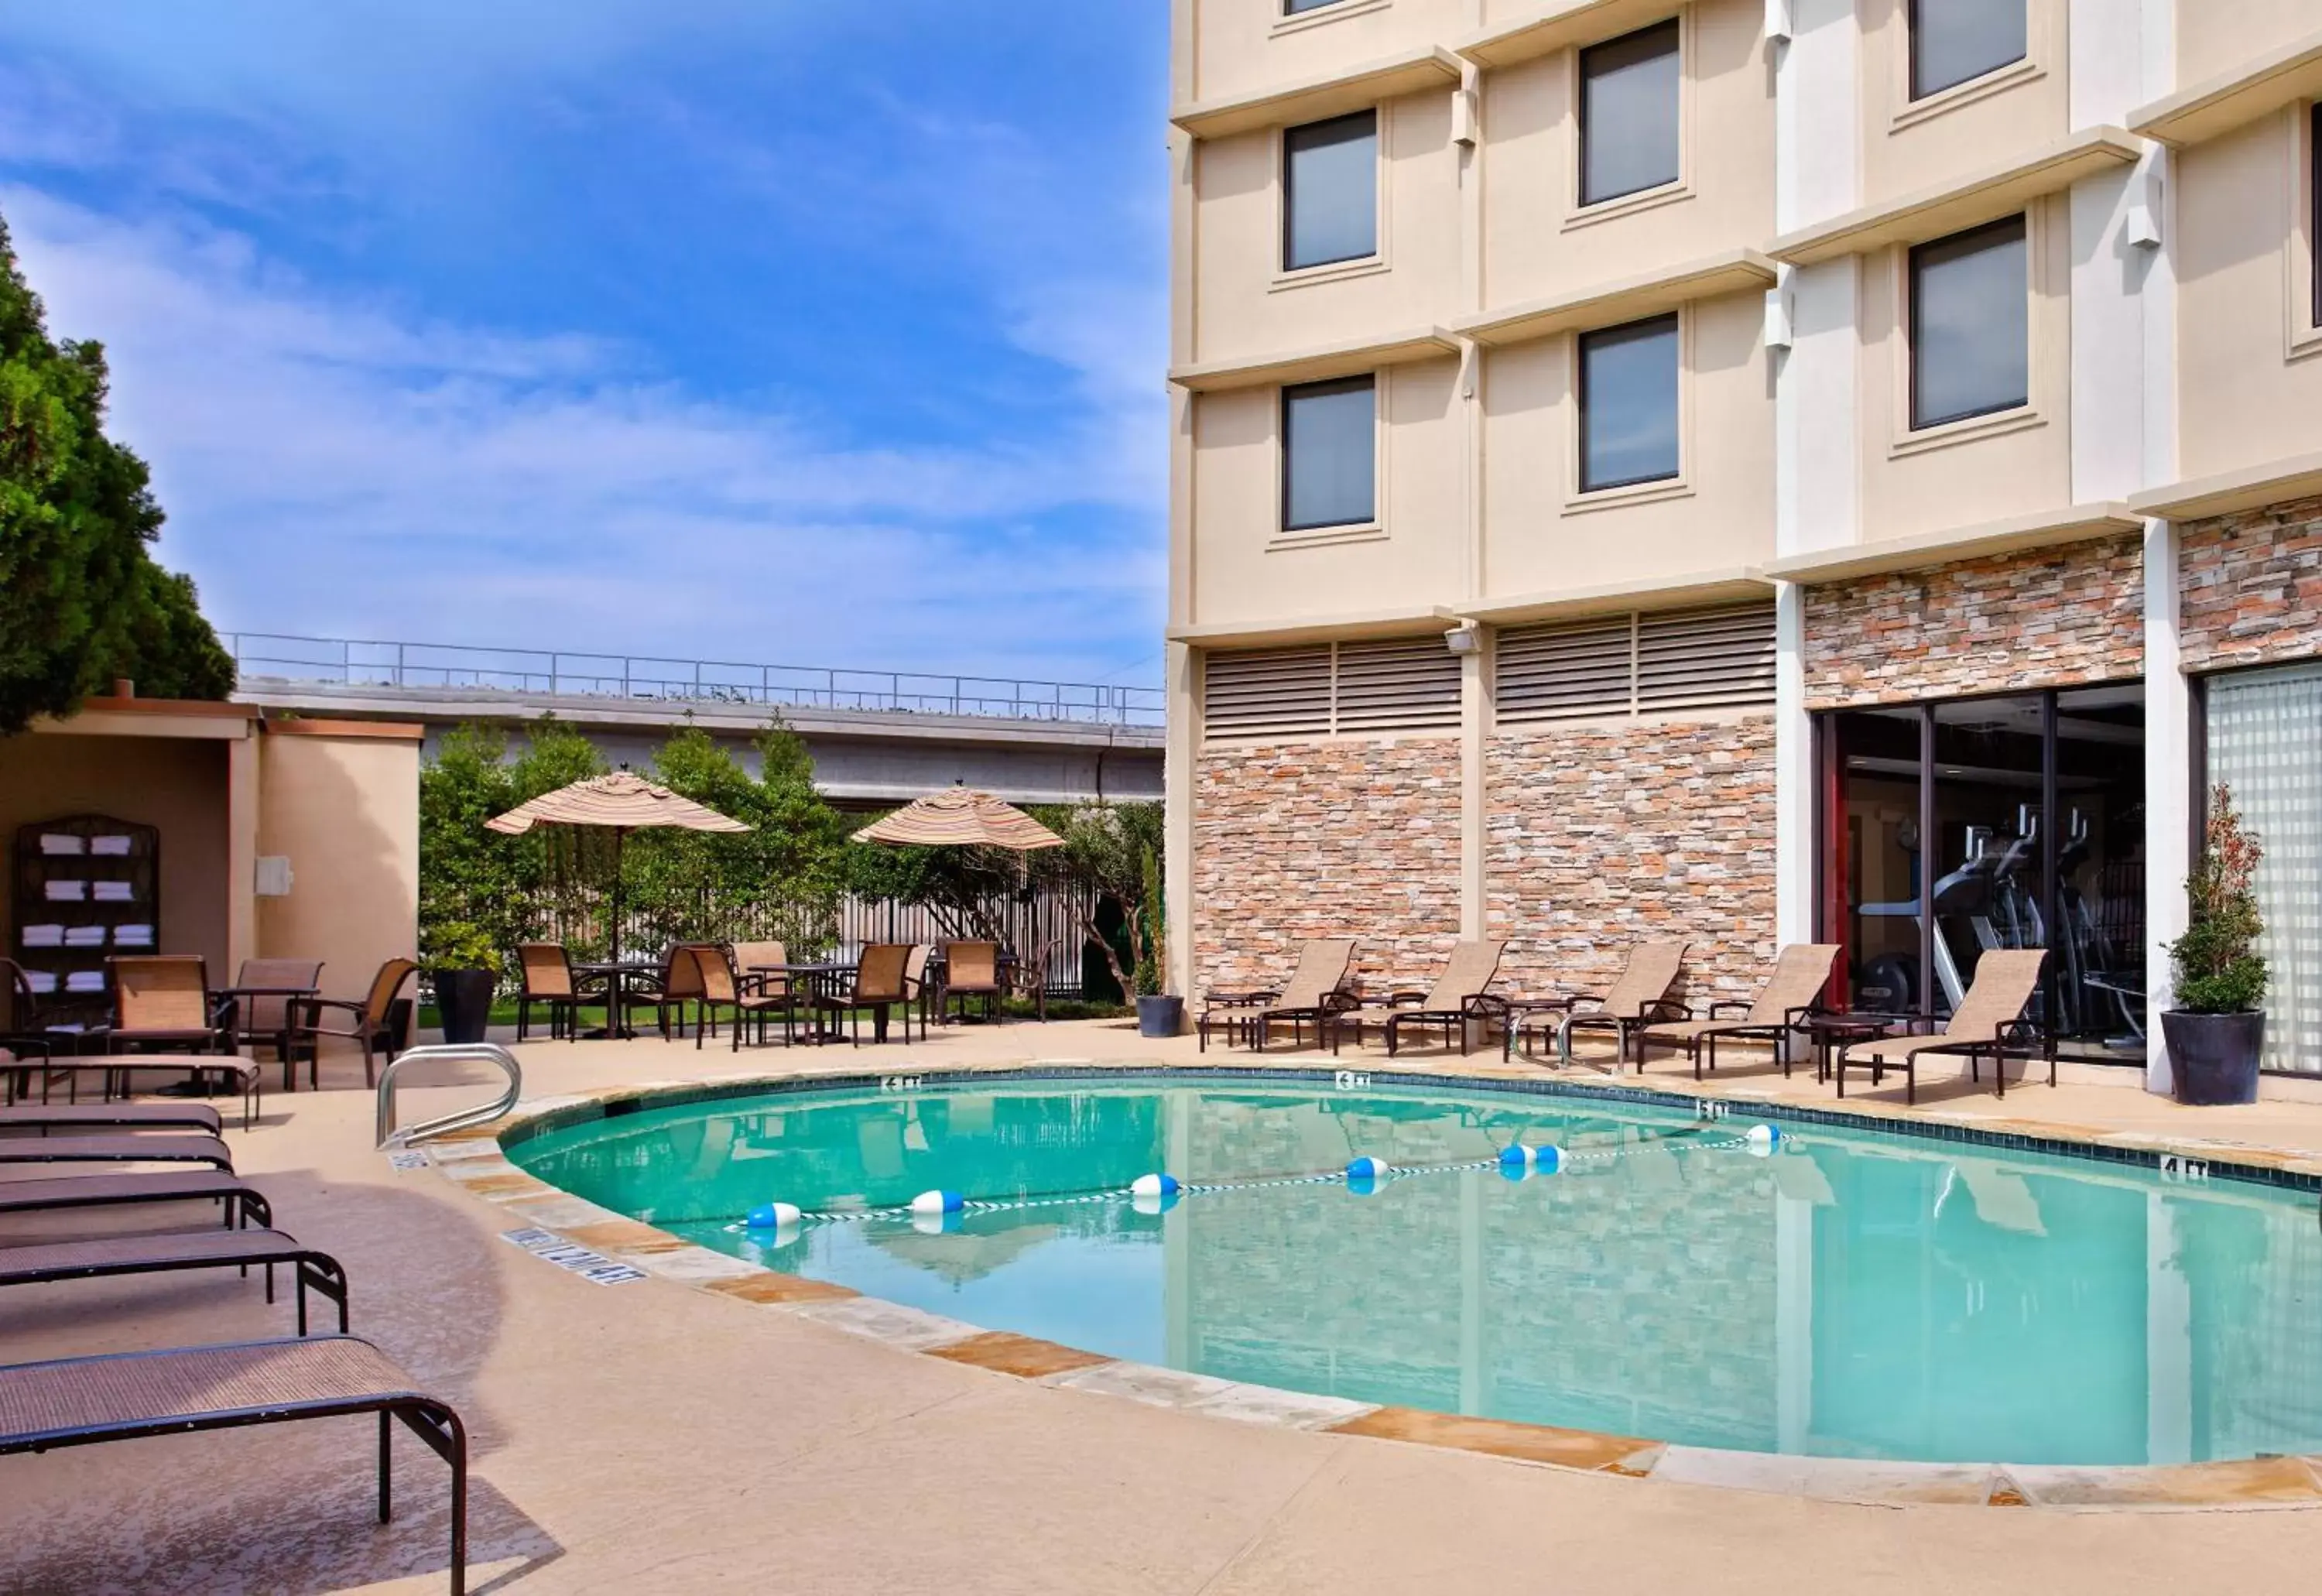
[
  {"left": 571, "top": 960, "right": 664, "bottom": 1040},
  {"left": 748, "top": 963, "right": 848, "bottom": 1045},
  {"left": 214, "top": 984, "right": 323, "bottom": 1088}
]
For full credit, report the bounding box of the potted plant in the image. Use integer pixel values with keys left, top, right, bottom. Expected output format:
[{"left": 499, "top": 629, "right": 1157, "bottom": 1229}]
[
  {"left": 423, "top": 921, "right": 503, "bottom": 1046},
  {"left": 2159, "top": 786, "right": 2269, "bottom": 1106},
  {"left": 1132, "top": 845, "right": 1184, "bottom": 1039}
]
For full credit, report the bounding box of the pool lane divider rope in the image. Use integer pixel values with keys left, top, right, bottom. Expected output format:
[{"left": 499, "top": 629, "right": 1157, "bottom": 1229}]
[{"left": 732, "top": 1122, "right": 1785, "bottom": 1234}]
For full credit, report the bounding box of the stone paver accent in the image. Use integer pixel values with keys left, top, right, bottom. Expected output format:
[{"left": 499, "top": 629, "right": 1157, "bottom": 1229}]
[
  {"left": 1194, "top": 738, "right": 1461, "bottom": 995},
  {"left": 2179, "top": 493, "right": 2322, "bottom": 671},
  {"left": 1803, "top": 535, "right": 2145, "bottom": 709},
  {"left": 1485, "top": 717, "right": 1776, "bottom": 1004}
]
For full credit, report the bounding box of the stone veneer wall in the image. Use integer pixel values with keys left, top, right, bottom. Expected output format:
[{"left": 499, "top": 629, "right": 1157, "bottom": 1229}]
[
  {"left": 1192, "top": 739, "right": 1461, "bottom": 995},
  {"left": 1485, "top": 716, "right": 1776, "bottom": 1005},
  {"left": 1803, "top": 534, "right": 2146, "bottom": 709},
  {"left": 2180, "top": 492, "right": 2322, "bottom": 671}
]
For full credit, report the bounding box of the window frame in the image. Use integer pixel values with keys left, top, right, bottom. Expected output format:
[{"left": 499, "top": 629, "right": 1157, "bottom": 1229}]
[
  {"left": 1904, "top": 0, "right": 2030, "bottom": 105},
  {"left": 1577, "top": 18, "right": 1684, "bottom": 212},
  {"left": 1563, "top": 9, "right": 1694, "bottom": 230},
  {"left": 1277, "top": 373, "right": 1382, "bottom": 538},
  {"left": 1906, "top": 214, "right": 2033, "bottom": 434},
  {"left": 1575, "top": 311, "right": 1685, "bottom": 499},
  {"left": 1279, "top": 108, "right": 1382, "bottom": 278}
]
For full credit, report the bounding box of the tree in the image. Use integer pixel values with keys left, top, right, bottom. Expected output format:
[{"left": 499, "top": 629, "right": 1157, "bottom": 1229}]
[
  {"left": 1, "top": 209, "right": 232, "bottom": 733},
  {"left": 1029, "top": 802, "right": 1166, "bottom": 998}
]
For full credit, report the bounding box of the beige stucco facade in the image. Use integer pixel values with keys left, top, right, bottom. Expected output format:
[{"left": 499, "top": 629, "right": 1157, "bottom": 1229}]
[
  {"left": 1165, "top": 1, "right": 2322, "bottom": 1088},
  {"left": 2, "top": 697, "right": 421, "bottom": 1029}
]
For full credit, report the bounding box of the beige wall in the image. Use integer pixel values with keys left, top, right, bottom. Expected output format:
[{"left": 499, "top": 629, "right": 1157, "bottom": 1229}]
[
  {"left": 1858, "top": 0, "right": 2070, "bottom": 207},
  {"left": 1191, "top": 88, "right": 1461, "bottom": 361},
  {"left": 1479, "top": 0, "right": 1774, "bottom": 305},
  {"left": 1185, "top": 0, "right": 1468, "bottom": 108},
  {"left": 2174, "top": 108, "right": 2322, "bottom": 481},
  {"left": 255, "top": 726, "right": 420, "bottom": 1009},
  {"left": 1478, "top": 289, "right": 1772, "bottom": 592},
  {"left": 2175, "top": 0, "right": 2320, "bottom": 87},
  {"left": 1190, "top": 354, "right": 1468, "bottom": 625},
  {"left": 0, "top": 730, "right": 235, "bottom": 985},
  {"left": 1855, "top": 197, "right": 2074, "bottom": 542}
]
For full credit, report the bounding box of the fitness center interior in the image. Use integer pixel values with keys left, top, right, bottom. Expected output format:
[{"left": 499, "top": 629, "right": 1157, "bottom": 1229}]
[{"left": 1819, "top": 685, "right": 2149, "bottom": 1066}]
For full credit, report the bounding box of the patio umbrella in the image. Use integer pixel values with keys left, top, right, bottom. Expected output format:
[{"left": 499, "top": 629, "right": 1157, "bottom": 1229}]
[
  {"left": 849, "top": 787, "right": 1064, "bottom": 851},
  {"left": 487, "top": 772, "right": 751, "bottom": 964}
]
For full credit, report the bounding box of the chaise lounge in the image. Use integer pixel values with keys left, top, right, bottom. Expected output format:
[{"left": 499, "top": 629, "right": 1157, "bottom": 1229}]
[
  {"left": 1506, "top": 940, "right": 1689, "bottom": 1070},
  {"left": 1380, "top": 940, "right": 1508, "bottom": 1057},
  {"left": 1835, "top": 947, "right": 2054, "bottom": 1105},
  {"left": 0, "top": 1169, "right": 272, "bottom": 1229},
  {"left": 0, "top": 1227, "right": 351, "bottom": 1336},
  {"left": 1635, "top": 944, "right": 1841, "bottom": 1080},
  {"left": 1197, "top": 940, "right": 1356, "bottom": 1053}
]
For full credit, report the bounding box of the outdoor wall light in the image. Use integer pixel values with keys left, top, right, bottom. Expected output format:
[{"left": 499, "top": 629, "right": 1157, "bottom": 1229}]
[{"left": 1445, "top": 622, "right": 1483, "bottom": 656}]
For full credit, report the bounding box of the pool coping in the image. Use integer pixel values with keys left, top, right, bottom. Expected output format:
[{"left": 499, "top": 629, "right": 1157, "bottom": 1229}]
[{"left": 426, "top": 1054, "right": 2322, "bottom": 1513}]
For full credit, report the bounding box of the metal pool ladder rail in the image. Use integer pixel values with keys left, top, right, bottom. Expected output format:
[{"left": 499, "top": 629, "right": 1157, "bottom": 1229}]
[{"left": 375, "top": 1043, "right": 525, "bottom": 1149}]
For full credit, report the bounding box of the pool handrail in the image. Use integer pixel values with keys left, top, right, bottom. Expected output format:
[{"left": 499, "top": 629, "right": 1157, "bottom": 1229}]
[{"left": 375, "top": 1043, "right": 523, "bottom": 1149}]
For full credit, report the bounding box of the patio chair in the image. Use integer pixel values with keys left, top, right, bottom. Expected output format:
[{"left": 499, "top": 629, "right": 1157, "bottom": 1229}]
[
  {"left": 899, "top": 944, "right": 934, "bottom": 1041},
  {"left": 810, "top": 944, "right": 913, "bottom": 1046},
  {"left": 2, "top": 957, "right": 57, "bottom": 1074},
  {"left": 621, "top": 944, "right": 705, "bottom": 1040},
  {"left": 0, "top": 1132, "right": 234, "bottom": 1170},
  {"left": 684, "top": 945, "right": 796, "bottom": 1050},
  {"left": 1836, "top": 948, "right": 2054, "bottom": 1105},
  {"left": 8, "top": 1052, "right": 263, "bottom": 1132},
  {"left": 515, "top": 944, "right": 598, "bottom": 1043},
  {"left": 102, "top": 955, "right": 231, "bottom": 1055},
  {"left": 0, "top": 1335, "right": 468, "bottom": 1594},
  {"left": 1379, "top": 940, "right": 1509, "bottom": 1057},
  {"left": 1636, "top": 944, "right": 1841, "bottom": 1081},
  {"left": 1509, "top": 940, "right": 1690, "bottom": 1070},
  {"left": 0, "top": 1169, "right": 272, "bottom": 1230},
  {"left": 289, "top": 957, "right": 419, "bottom": 1089},
  {"left": 1197, "top": 940, "right": 1357, "bottom": 1053},
  {"left": 220, "top": 957, "right": 324, "bottom": 1081},
  {"left": 940, "top": 941, "right": 1004, "bottom": 1024},
  {"left": 0, "top": 1227, "right": 351, "bottom": 1336},
  {"left": 729, "top": 940, "right": 797, "bottom": 1043}
]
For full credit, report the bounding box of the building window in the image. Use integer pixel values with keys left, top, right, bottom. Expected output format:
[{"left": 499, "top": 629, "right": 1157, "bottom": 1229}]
[
  {"left": 1283, "top": 111, "right": 1378, "bottom": 272},
  {"left": 1909, "top": 215, "right": 2029, "bottom": 430},
  {"left": 1577, "top": 313, "right": 1680, "bottom": 493},
  {"left": 1281, "top": 375, "right": 1376, "bottom": 531},
  {"left": 1909, "top": 0, "right": 2027, "bottom": 101},
  {"left": 1579, "top": 19, "right": 1681, "bottom": 207},
  {"left": 1283, "top": 0, "right": 1348, "bottom": 13},
  {"left": 2311, "top": 102, "right": 2321, "bottom": 328}
]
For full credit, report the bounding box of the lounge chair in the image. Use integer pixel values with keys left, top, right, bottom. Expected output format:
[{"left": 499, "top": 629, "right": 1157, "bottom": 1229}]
[
  {"left": 1836, "top": 947, "right": 2053, "bottom": 1105},
  {"left": 940, "top": 941, "right": 1004, "bottom": 1024},
  {"left": 728, "top": 940, "right": 798, "bottom": 1044},
  {"left": 0, "top": 1100, "right": 224, "bottom": 1135},
  {"left": 685, "top": 945, "right": 796, "bottom": 1050},
  {"left": 622, "top": 944, "right": 704, "bottom": 1040},
  {"left": 1250, "top": 943, "right": 1363, "bottom": 1053},
  {"left": 899, "top": 944, "right": 934, "bottom": 1041},
  {"left": 1380, "top": 940, "right": 1509, "bottom": 1057},
  {"left": 0, "top": 1170, "right": 272, "bottom": 1229},
  {"left": 1636, "top": 944, "right": 1841, "bottom": 1080},
  {"left": 0, "top": 1335, "right": 468, "bottom": 1594},
  {"left": 0, "top": 1227, "right": 350, "bottom": 1335},
  {"left": 0, "top": 1132, "right": 234, "bottom": 1171},
  {"left": 101, "top": 955, "right": 231, "bottom": 1055},
  {"left": 5, "top": 1052, "right": 263, "bottom": 1132},
  {"left": 1197, "top": 939, "right": 1357, "bottom": 1053},
  {"left": 1508, "top": 940, "right": 1690, "bottom": 1070},
  {"left": 289, "top": 957, "right": 419, "bottom": 1088},
  {"left": 810, "top": 944, "right": 912, "bottom": 1046},
  {"left": 514, "top": 944, "right": 597, "bottom": 1043},
  {"left": 219, "top": 957, "right": 324, "bottom": 1083}
]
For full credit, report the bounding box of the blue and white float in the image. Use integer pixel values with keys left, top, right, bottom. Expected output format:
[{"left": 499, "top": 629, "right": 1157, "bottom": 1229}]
[
  {"left": 1498, "top": 1143, "right": 1562, "bottom": 1179},
  {"left": 909, "top": 1189, "right": 965, "bottom": 1217},
  {"left": 1131, "top": 1171, "right": 1182, "bottom": 1215},
  {"left": 1745, "top": 1123, "right": 1781, "bottom": 1157},
  {"left": 745, "top": 1200, "right": 803, "bottom": 1231},
  {"left": 1344, "top": 1156, "right": 1392, "bottom": 1183}
]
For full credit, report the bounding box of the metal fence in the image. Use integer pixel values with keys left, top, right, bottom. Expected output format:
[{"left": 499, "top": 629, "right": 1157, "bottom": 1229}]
[{"left": 230, "top": 632, "right": 1163, "bottom": 728}]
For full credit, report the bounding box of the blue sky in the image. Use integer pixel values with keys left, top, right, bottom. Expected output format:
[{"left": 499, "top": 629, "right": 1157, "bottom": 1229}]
[{"left": 0, "top": 2, "right": 1170, "bottom": 688}]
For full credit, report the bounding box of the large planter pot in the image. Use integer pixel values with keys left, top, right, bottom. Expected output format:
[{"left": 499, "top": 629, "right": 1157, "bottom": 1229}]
[
  {"left": 1136, "top": 994, "right": 1186, "bottom": 1039},
  {"left": 433, "top": 968, "right": 496, "bottom": 1046},
  {"left": 2160, "top": 1009, "right": 2265, "bottom": 1106}
]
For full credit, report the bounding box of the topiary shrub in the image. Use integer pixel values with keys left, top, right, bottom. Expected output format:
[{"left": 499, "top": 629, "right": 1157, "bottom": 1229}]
[{"left": 2166, "top": 785, "right": 2268, "bottom": 1015}]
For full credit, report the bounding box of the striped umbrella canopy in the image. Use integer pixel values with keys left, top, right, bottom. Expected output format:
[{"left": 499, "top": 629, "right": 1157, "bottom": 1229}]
[
  {"left": 487, "top": 772, "right": 749, "bottom": 965},
  {"left": 851, "top": 787, "right": 1063, "bottom": 851}
]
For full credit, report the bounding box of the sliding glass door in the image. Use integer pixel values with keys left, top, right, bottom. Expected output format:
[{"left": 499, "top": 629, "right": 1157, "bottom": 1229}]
[{"left": 2205, "top": 663, "right": 2322, "bottom": 1076}]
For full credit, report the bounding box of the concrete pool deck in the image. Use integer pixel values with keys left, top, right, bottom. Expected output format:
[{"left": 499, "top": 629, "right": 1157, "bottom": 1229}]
[{"left": 5, "top": 1020, "right": 2322, "bottom": 1593}]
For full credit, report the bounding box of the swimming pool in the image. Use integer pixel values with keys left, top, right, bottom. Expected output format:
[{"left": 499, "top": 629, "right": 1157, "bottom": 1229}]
[{"left": 507, "top": 1074, "right": 2322, "bottom": 1467}]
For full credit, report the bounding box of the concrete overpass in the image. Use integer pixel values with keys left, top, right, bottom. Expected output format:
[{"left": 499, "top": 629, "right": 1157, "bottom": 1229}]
[{"left": 228, "top": 635, "right": 1164, "bottom": 809}]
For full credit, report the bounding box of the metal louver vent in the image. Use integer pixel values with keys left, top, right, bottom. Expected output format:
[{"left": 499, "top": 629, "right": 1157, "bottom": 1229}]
[
  {"left": 1202, "top": 646, "right": 1332, "bottom": 741},
  {"left": 1637, "top": 604, "right": 1777, "bottom": 711},
  {"left": 1495, "top": 617, "right": 1633, "bottom": 723},
  {"left": 1333, "top": 636, "right": 1461, "bottom": 733}
]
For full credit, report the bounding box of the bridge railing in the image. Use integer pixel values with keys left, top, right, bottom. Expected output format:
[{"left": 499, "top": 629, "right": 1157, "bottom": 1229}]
[{"left": 228, "top": 633, "right": 1165, "bottom": 728}]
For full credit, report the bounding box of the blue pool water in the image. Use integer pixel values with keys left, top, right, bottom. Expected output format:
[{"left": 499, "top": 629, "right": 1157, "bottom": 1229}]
[{"left": 508, "top": 1077, "right": 2322, "bottom": 1465}]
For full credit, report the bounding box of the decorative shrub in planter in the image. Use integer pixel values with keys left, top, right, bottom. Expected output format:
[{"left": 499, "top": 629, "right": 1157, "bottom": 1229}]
[
  {"left": 423, "top": 921, "right": 503, "bottom": 1046},
  {"left": 2161, "top": 786, "right": 2269, "bottom": 1106},
  {"left": 1132, "top": 845, "right": 1183, "bottom": 1038}
]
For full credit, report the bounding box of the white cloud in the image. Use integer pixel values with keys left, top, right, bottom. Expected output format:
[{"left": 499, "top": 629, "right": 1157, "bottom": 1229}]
[{"left": 5, "top": 187, "right": 1166, "bottom": 683}]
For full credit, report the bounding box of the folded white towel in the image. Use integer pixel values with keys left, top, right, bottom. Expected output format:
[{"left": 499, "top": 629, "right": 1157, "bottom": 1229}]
[
  {"left": 91, "top": 881, "right": 135, "bottom": 902},
  {"left": 43, "top": 880, "right": 87, "bottom": 902},
  {"left": 20, "top": 925, "right": 64, "bottom": 947},
  {"left": 89, "top": 836, "right": 133, "bottom": 856},
  {"left": 64, "top": 926, "right": 108, "bottom": 947},
  {"left": 112, "top": 926, "right": 156, "bottom": 947},
  {"left": 24, "top": 971, "right": 57, "bottom": 993},
  {"left": 65, "top": 971, "right": 106, "bottom": 993},
  {"left": 39, "top": 834, "right": 84, "bottom": 855}
]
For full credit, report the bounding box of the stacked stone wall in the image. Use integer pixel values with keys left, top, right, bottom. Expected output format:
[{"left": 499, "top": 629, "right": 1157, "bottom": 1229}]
[
  {"left": 2179, "top": 493, "right": 2322, "bottom": 672},
  {"left": 1485, "top": 716, "right": 1776, "bottom": 1005},
  {"left": 1803, "top": 534, "right": 2145, "bottom": 709},
  {"left": 1191, "top": 738, "right": 1461, "bottom": 996}
]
